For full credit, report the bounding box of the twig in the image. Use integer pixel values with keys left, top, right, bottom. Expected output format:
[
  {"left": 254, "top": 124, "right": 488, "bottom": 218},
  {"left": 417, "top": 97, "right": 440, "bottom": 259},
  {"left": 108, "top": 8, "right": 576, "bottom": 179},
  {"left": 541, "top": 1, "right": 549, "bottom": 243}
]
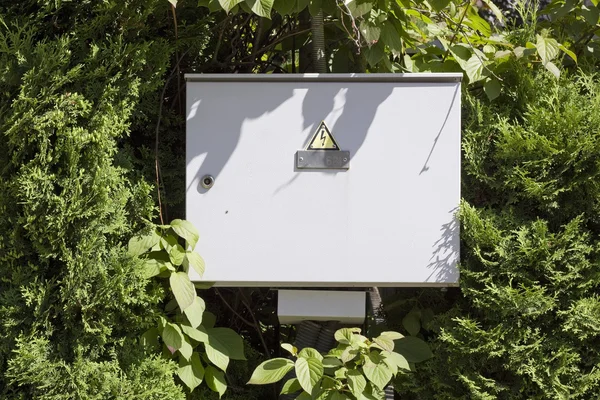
[
  {"left": 238, "top": 288, "right": 271, "bottom": 357},
  {"left": 215, "top": 288, "right": 255, "bottom": 327},
  {"left": 442, "top": 2, "right": 470, "bottom": 62}
]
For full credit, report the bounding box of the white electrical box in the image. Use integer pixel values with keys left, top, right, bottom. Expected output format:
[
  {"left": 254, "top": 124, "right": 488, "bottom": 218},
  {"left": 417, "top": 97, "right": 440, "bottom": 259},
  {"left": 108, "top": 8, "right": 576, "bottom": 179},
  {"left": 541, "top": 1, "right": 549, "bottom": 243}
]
[{"left": 186, "top": 74, "right": 461, "bottom": 287}]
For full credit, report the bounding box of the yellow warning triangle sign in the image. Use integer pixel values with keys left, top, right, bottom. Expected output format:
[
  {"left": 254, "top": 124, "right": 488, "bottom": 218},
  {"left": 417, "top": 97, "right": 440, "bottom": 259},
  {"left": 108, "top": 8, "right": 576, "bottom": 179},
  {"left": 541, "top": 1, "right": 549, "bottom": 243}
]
[{"left": 306, "top": 121, "right": 340, "bottom": 150}]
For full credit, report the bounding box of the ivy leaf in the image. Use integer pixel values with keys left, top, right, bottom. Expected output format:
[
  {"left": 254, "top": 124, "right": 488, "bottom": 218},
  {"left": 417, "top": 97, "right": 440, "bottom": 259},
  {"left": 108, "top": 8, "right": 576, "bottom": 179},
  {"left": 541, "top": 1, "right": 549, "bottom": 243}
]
[
  {"left": 162, "top": 322, "right": 184, "bottom": 351},
  {"left": 205, "top": 365, "right": 227, "bottom": 398},
  {"left": 295, "top": 357, "right": 323, "bottom": 393},
  {"left": 184, "top": 296, "right": 206, "bottom": 329},
  {"left": 246, "top": 0, "right": 274, "bottom": 18},
  {"left": 207, "top": 327, "right": 246, "bottom": 360},
  {"left": 484, "top": 78, "right": 502, "bottom": 101},
  {"left": 178, "top": 352, "right": 205, "bottom": 391},
  {"left": 170, "top": 219, "right": 200, "bottom": 250},
  {"left": 280, "top": 377, "right": 302, "bottom": 395},
  {"left": 394, "top": 337, "right": 433, "bottom": 363},
  {"left": 402, "top": 311, "right": 421, "bottom": 336},
  {"left": 248, "top": 358, "right": 294, "bottom": 384},
  {"left": 183, "top": 251, "right": 206, "bottom": 277},
  {"left": 347, "top": 369, "right": 367, "bottom": 398},
  {"left": 170, "top": 272, "right": 196, "bottom": 311}
]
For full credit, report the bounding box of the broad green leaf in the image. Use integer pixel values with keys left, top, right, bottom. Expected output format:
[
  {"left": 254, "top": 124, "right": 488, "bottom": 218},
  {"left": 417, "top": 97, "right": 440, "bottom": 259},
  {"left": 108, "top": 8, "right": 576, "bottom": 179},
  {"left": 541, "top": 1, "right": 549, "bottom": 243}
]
[
  {"left": 360, "top": 20, "right": 381, "bottom": 44},
  {"left": 205, "top": 365, "right": 227, "bottom": 398},
  {"left": 160, "top": 231, "right": 179, "bottom": 251},
  {"left": 402, "top": 312, "right": 421, "bottom": 336},
  {"left": 184, "top": 297, "right": 206, "bottom": 329},
  {"left": 394, "top": 337, "right": 433, "bottom": 363},
  {"left": 296, "top": 392, "right": 312, "bottom": 400},
  {"left": 295, "top": 0, "right": 310, "bottom": 12},
  {"left": 465, "top": 55, "right": 485, "bottom": 83},
  {"left": 207, "top": 327, "right": 246, "bottom": 360},
  {"left": 484, "top": 78, "right": 502, "bottom": 101},
  {"left": 248, "top": 358, "right": 294, "bottom": 384},
  {"left": 181, "top": 324, "right": 209, "bottom": 343},
  {"left": 179, "top": 338, "right": 194, "bottom": 360},
  {"left": 281, "top": 343, "right": 297, "bottom": 356},
  {"left": 295, "top": 357, "right": 324, "bottom": 393},
  {"left": 273, "top": 0, "right": 295, "bottom": 14},
  {"left": 535, "top": 34, "right": 560, "bottom": 64},
  {"left": 162, "top": 322, "right": 184, "bottom": 351},
  {"left": 194, "top": 281, "right": 216, "bottom": 290},
  {"left": 559, "top": 44, "right": 577, "bottom": 63},
  {"left": 246, "top": 0, "right": 275, "bottom": 18},
  {"left": 480, "top": 0, "right": 504, "bottom": 23},
  {"left": 340, "top": 346, "right": 360, "bottom": 363},
  {"left": 323, "top": 356, "right": 343, "bottom": 368},
  {"left": 362, "top": 358, "right": 392, "bottom": 390},
  {"left": 334, "top": 328, "right": 361, "bottom": 344},
  {"left": 178, "top": 352, "right": 205, "bottom": 391},
  {"left": 364, "top": 41, "right": 385, "bottom": 67},
  {"left": 428, "top": 0, "right": 451, "bottom": 12},
  {"left": 592, "top": 0, "right": 599, "bottom": 6},
  {"left": 385, "top": 351, "right": 410, "bottom": 372},
  {"left": 331, "top": 392, "right": 350, "bottom": 400},
  {"left": 169, "top": 244, "right": 186, "bottom": 266},
  {"left": 141, "top": 328, "right": 159, "bottom": 349},
  {"left": 347, "top": 369, "right": 367, "bottom": 398},
  {"left": 321, "top": 375, "right": 338, "bottom": 389},
  {"left": 581, "top": 5, "right": 600, "bottom": 25},
  {"left": 299, "top": 347, "right": 323, "bottom": 361},
  {"left": 128, "top": 230, "right": 160, "bottom": 257},
  {"left": 373, "top": 335, "right": 394, "bottom": 352},
  {"left": 281, "top": 377, "right": 302, "bottom": 395},
  {"left": 346, "top": 0, "right": 373, "bottom": 16},
  {"left": 464, "top": 5, "right": 491, "bottom": 36},
  {"left": 141, "top": 259, "right": 163, "bottom": 279},
  {"left": 544, "top": 61, "right": 561, "bottom": 78},
  {"left": 379, "top": 331, "right": 404, "bottom": 340},
  {"left": 183, "top": 251, "right": 206, "bottom": 277},
  {"left": 203, "top": 311, "right": 217, "bottom": 328},
  {"left": 170, "top": 272, "right": 196, "bottom": 311},
  {"left": 205, "top": 342, "right": 230, "bottom": 371},
  {"left": 219, "top": 0, "right": 244, "bottom": 12},
  {"left": 380, "top": 21, "right": 403, "bottom": 56},
  {"left": 170, "top": 219, "right": 200, "bottom": 250}
]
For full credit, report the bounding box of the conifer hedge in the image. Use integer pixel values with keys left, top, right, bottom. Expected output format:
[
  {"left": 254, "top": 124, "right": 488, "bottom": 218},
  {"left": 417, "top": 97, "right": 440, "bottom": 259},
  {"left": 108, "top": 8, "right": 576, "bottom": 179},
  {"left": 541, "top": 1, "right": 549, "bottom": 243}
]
[
  {"left": 393, "top": 65, "right": 600, "bottom": 399},
  {"left": 0, "top": 1, "right": 188, "bottom": 398}
]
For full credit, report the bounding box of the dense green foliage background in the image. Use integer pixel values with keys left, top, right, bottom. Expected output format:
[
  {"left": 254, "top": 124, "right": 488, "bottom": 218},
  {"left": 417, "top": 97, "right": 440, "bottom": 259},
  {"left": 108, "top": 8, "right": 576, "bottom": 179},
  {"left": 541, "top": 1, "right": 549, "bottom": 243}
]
[{"left": 1, "top": 0, "right": 600, "bottom": 399}]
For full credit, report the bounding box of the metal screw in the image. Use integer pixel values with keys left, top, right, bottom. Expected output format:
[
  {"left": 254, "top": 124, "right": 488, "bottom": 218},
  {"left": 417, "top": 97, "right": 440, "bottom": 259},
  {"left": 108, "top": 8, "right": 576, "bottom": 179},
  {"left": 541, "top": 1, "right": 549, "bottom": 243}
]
[
  {"left": 299, "top": 157, "right": 304, "bottom": 162},
  {"left": 343, "top": 158, "right": 348, "bottom": 162},
  {"left": 200, "top": 175, "right": 215, "bottom": 190}
]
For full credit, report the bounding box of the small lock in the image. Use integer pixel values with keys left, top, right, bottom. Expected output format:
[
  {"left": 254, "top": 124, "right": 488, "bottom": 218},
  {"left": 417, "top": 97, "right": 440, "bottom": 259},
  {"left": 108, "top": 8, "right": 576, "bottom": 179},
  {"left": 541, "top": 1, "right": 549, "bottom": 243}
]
[{"left": 200, "top": 175, "right": 215, "bottom": 190}]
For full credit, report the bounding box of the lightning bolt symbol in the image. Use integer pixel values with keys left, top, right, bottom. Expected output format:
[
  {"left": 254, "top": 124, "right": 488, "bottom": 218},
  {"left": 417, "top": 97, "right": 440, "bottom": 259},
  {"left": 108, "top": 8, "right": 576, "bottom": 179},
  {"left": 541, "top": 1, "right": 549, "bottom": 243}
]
[{"left": 320, "top": 130, "right": 327, "bottom": 147}]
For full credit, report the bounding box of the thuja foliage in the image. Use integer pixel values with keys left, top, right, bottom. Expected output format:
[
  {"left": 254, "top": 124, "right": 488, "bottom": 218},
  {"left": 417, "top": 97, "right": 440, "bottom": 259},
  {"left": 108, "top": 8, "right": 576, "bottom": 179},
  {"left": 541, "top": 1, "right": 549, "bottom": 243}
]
[
  {"left": 391, "top": 66, "right": 600, "bottom": 399},
  {"left": 0, "top": 1, "right": 193, "bottom": 398}
]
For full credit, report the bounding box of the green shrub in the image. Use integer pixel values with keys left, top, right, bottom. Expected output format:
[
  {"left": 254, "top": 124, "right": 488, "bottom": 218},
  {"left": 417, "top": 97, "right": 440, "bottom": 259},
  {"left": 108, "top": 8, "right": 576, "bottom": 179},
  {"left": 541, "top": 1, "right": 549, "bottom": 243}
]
[
  {"left": 393, "top": 66, "right": 600, "bottom": 399},
  {"left": 0, "top": 1, "right": 188, "bottom": 397}
]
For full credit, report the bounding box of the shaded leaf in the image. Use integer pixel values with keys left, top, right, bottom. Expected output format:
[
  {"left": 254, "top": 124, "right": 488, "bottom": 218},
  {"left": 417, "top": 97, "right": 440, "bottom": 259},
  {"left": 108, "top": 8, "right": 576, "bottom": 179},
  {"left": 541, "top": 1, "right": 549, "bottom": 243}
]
[
  {"left": 347, "top": 369, "right": 367, "bottom": 397},
  {"left": 207, "top": 327, "right": 246, "bottom": 360},
  {"left": 394, "top": 337, "right": 433, "bottom": 363},
  {"left": 484, "top": 78, "right": 502, "bottom": 101},
  {"left": 205, "top": 365, "right": 227, "bottom": 398},
  {"left": 280, "top": 378, "right": 302, "bottom": 395},
  {"left": 178, "top": 352, "right": 205, "bottom": 391},
  {"left": 402, "top": 312, "right": 421, "bottom": 336},
  {"left": 248, "top": 358, "right": 294, "bottom": 384}
]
